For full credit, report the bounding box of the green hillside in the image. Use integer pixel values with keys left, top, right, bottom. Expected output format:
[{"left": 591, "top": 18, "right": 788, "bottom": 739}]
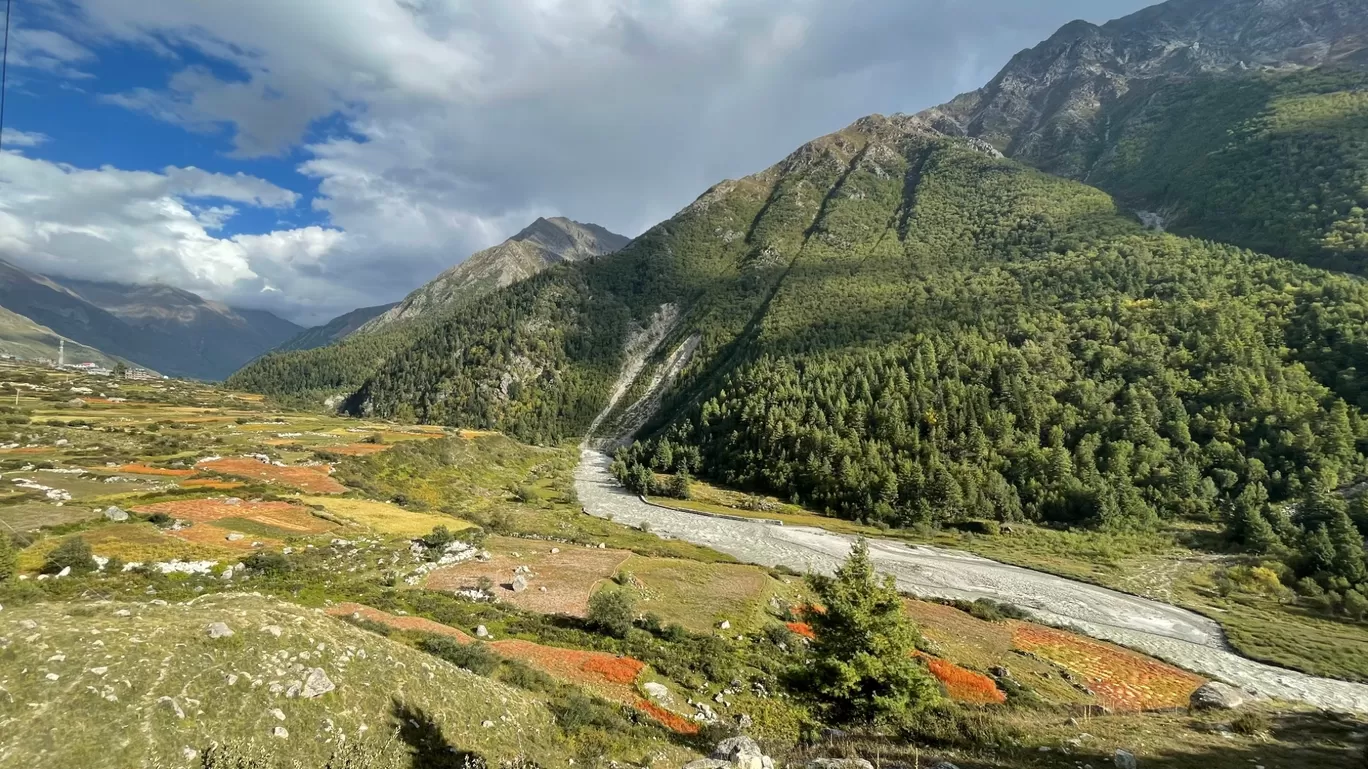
[{"left": 1060, "top": 68, "right": 1368, "bottom": 273}]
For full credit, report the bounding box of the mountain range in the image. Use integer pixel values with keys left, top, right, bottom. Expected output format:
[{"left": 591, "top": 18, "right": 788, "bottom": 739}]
[
  {"left": 227, "top": 216, "right": 629, "bottom": 401},
  {"left": 0, "top": 258, "right": 301, "bottom": 379},
  {"left": 225, "top": 0, "right": 1368, "bottom": 568}
]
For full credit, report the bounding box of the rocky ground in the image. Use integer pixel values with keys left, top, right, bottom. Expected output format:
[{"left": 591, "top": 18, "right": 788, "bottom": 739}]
[{"left": 575, "top": 447, "right": 1368, "bottom": 713}]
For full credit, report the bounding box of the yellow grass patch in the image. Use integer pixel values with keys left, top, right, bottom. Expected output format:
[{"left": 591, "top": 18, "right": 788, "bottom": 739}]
[
  {"left": 19, "top": 522, "right": 228, "bottom": 570},
  {"left": 624, "top": 556, "right": 803, "bottom": 633},
  {"left": 297, "top": 495, "right": 473, "bottom": 537}
]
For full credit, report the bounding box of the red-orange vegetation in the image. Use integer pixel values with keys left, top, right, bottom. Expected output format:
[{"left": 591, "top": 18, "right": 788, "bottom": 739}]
[
  {"left": 198, "top": 457, "right": 346, "bottom": 494},
  {"left": 179, "top": 478, "right": 245, "bottom": 490},
  {"left": 635, "top": 699, "right": 700, "bottom": 734},
  {"left": 919, "top": 654, "right": 1006, "bottom": 705},
  {"left": 1011, "top": 623, "right": 1204, "bottom": 711},
  {"left": 786, "top": 622, "right": 816, "bottom": 640}
]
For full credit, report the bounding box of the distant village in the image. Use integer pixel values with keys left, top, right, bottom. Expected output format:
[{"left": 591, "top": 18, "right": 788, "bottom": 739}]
[{"left": 0, "top": 339, "right": 164, "bottom": 380}]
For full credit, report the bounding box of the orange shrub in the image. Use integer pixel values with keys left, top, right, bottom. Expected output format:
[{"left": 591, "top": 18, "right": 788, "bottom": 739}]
[
  {"left": 786, "top": 622, "right": 816, "bottom": 640},
  {"left": 198, "top": 457, "right": 346, "bottom": 493},
  {"left": 921, "top": 655, "right": 1005, "bottom": 705}
]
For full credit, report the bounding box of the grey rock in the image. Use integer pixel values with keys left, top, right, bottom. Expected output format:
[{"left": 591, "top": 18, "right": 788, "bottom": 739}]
[
  {"left": 301, "top": 667, "right": 335, "bottom": 698},
  {"left": 261, "top": 625, "right": 283, "bottom": 638},
  {"left": 1114, "top": 748, "right": 1137, "bottom": 769},
  {"left": 643, "top": 681, "right": 671, "bottom": 703},
  {"left": 226, "top": 532, "right": 246, "bottom": 542},
  {"left": 930, "top": 763, "right": 961, "bottom": 769},
  {"left": 682, "top": 762, "right": 730, "bottom": 769},
  {"left": 272, "top": 726, "right": 289, "bottom": 739},
  {"left": 804, "top": 761, "right": 873, "bottom": 769},
  {"left": 511, "top": 574, "right": 529, "bottom": 593},
  {"left": 206, "top": 622, "right": 234, "bottom": 639},
  {"left": 1190, "top": 681, "right": 1246, "bottom": 710},
  {"left": 157, "top": 696, "right": 185, "bottom": 719},
  {"left": 103, "top": 506, "right": 129, "bottom": 522},
  {"left": 475, "top": 625, "right": 489, "bottom": 638}
]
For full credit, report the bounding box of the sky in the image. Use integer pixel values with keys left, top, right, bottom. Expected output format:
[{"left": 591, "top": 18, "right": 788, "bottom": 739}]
[{"left": 0, "top": 0, "right": 1153, "bottom": 326}]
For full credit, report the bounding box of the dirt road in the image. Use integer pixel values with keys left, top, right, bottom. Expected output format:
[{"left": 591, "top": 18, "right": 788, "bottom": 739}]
[{"left": 575, "top": 447, "right": 1368, "bottom": 712}]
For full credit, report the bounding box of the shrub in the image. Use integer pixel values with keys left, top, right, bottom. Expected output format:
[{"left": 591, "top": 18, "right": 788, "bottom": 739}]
[
  {"left": 500, "top": 660, "right": 557, "bottom": 693},
  {"left": 586, "top": 589, "right": 636, "bottom": 638},
  {"left": 1230, "top": 711, "right": 1270, "bottom": 736},
  {"left": 513, "top": 485, "right": 537, "bottom": 504},
  {"left": 146, "top": 512, "right": 174, "bottom": 528},
  {"left": 419, "top": 636, "right": 499, "bottom": 676},
  {"left": 104, "top": 555, "right": 126, "bottom": 575},
  {"left": 0, "top": 531, "right": 17, "bottom": 582},
  {"left": 240, "top": 551, "right": 292, "bottom": 574},
  {"left": 43, "top": 536, "right": 96, "bottom": 575},
  {"left": 1344, "top": 588, "right": 1368, "bottom": 621},
  {"left": 420, "top": 525, "right": 457, "bottom": 551},
  {"left": 548, "top": 691, "right": 627, "bottom": 733}
]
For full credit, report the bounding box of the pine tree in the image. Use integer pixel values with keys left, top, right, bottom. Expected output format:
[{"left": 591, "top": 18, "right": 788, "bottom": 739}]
[
  {"left": 804, "top": 538, "right": 940, "bottom": 727},
  {"left": 1230, "top": 482, "right": 1282, "bottom": 554}
]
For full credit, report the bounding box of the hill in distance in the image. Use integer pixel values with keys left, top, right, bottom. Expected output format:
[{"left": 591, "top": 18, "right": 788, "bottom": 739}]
[
  {"left": 272, "top": 303, "right": 398, "bottom": 353},
  {"left": 0, "top": 258, "right": 300, "bottom": 379},
  {"left": 924, "top": 0, "right": 1368, "bottom": 271},
  {"left": 227, "top": 216, "right": 629, "bottom": 404},
  {"left": 0, "top": 304, "right": 124, "bottom": 369},
  {"left": 358, "top": 216, "right": 630, "bottom": 334}
]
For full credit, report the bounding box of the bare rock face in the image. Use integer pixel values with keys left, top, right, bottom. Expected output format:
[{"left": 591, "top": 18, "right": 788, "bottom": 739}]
[
  {"left": 925, "top": 0, "right": 1368, "bottom": 175},
  {"left": 709, "top": 736, "right": 773, "bottom": 769},
  {"left": 1190, "top": 681, "right": 1247, "bottom": 710}
]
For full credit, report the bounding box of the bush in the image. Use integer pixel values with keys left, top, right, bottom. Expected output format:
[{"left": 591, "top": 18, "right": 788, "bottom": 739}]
[
  {"left": 419, "top": 636, "right": 499, "bottom": 676},
  {"left": 0, "top": 531, "right": 17, "bottom": 582},
  {"left": 586, "top": 589, "right": 636, "bottom": 638},
  {"left": 1229, "top": 711, "right": 1270, "bottom": 736},
  {"left": 513, "top": 485, "right": 537, "bottom": 504},
  {"left": 146, "top": 512, "right": 174, "bottom": 528},
  {"left": 241, "top": 551, "right": 292, "bottom": 574},
  {"left": 420, "top": 525, "right": 457, "bottom": 551},
  {"left": 500, "top": 660, "right": 557, "bottom": 693},
  {"left": 548, "top": 691, "right": 627, "bottom": 733},
  {"left": 43, "top": 536, "right": 96, "bottom": 575}
]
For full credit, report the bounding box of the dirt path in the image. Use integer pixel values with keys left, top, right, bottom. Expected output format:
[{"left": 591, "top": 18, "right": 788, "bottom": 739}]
[{"left": 575, "top": 447, "right": 1368, "bottom": 713}]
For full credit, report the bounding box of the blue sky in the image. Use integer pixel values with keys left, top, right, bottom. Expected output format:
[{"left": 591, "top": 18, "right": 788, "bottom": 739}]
[{"left": 0, "top": 0, "right": 1152, "bottom": 325}]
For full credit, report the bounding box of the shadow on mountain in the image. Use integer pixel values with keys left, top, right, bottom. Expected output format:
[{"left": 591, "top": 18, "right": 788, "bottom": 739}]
[{"left": 392, "top": 699, "right": 486, "bottom": 769}]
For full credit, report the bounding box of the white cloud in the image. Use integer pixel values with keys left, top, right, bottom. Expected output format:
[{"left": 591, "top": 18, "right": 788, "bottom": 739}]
[
  {"left": 8, "top": 0, "right": 1156, "bottom": 323},
  {"left": 0, "top": 129, "right": 50, "bottom": 148},
  {"left": 0, "top": 150, "right": 357, "bottom": 323}
]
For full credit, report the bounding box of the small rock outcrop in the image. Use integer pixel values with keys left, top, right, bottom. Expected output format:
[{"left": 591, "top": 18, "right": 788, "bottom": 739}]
[
  {"left": 206, "top": 622, "right": 234, "bottom": 639},
  {"left": 301, "top": 667, "right": 335, "bottom": 698},
  {"left": 803, "top": 760, "right": 874, "bottom": 769},
  {"left": 1114, "top": 748, "right": 1138, "bottom": 769},
  {"left": 709, "top": 736, "right": 773, "bottom": 769},
  {"left": 1190, "top": 681, "right": 1246, "bottom": 710},
  {"left": 102, "top": 506, "right": 129, "bottom": 522}
]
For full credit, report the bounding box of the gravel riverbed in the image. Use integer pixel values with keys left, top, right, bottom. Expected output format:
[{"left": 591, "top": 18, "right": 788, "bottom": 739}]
[{"left": 576, "top": 446, "right": 1368, "bottom": 713}]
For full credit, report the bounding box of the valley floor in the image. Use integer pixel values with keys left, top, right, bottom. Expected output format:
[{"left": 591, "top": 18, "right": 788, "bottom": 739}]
[{"left": 575, "top": 447, "right": 1368, "bottom": 713}]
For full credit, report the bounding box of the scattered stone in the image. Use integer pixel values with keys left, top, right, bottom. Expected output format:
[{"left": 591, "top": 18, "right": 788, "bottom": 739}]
[
  {"left": 45, "top": 673, "right": 60, "bottom": 681},
  {"left": 114, "top": 609, "right": 131, "bottom": 617},
  {"left": 158, "top": 696, "right": 186, "bottom": 719},
  {"left": 643, "top": 682, "right": 671, "bottom": 704},
  {"left": 270, "top": 708, "right": 286, "bottom": 721},
  {"left": 56, "top": 566, "right": 71, "bottom": 578},
  {"left": 481, "top": 720, "right": 495, "bottom": 728},
  {"left": 1190, "top": 681, "right": 1246, "bottom": 711},
  {"left": 475, "top": 625, "right": 489, "bottom": 638},
  {"left": 206, "top": 622, "right": 234, "bottom": 639},
  {"left": 301, "top": 667, "right": 335, "bottom": 698},
  {"left": 550, "top": 548, "right": 559, "bottom": 554},
  {"left": 103, "top": 506, "right": 129, "bottom": 522},
  {"left": 930, "top": 763, "right": 961, "bottom": 769},
  {"left": 90, "top": 667, "right": 108, "bottom": 675},
  {"left": 682, "top": 761, "right": 730, "bottom": 769},
  {"left": 804, "top": 760, "right": 873, "bottom": 769},
  {"left": 511, "top": 575, "right": 529, "bottom": 593},
  {"left": 19, "top": 619, "right": 37, "bottom": 630},
  {"left": 272, "top": 727, "right": 289, "bottom": 739},
  {"left": 226, "top": 532, "right": 246, "bottom": 542},
  {"left": 261, "top": 625, "right": 283, "bottom": 638},
  {"left": 718, "top": 620, "right": 731, "bottom": 631},
  {"left": 710, "top": 736, "right": 771, "bottom": 769},
  {"left": 1114, "top": 749, "right": 1137, "bottom": 769}
]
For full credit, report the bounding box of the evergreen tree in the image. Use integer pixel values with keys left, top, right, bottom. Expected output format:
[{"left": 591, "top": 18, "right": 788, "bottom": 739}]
[{"left": 804, "top": 539, "right": 940, "bottom": 727}]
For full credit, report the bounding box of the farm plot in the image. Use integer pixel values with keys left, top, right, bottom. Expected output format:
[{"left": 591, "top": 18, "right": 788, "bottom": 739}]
[
  {"left": 621, "top": 556, "right": 809, "bottom": 633},
  {"left": 0, "top": 501, "right": 100, "bottom": 532},
  {"left": 426, "top": 537, "right": 630, "bottom": 617},
  {"left": 18, "top": 522, "right": 226, "bottom": 570},
  {"left": 297, "top": 496, "right": 472, "bottom": 538},
  {"left": 198, "top": 457, "right": 346, "bottom": 494},
  {"left": 132, "top": 498, "right": 335, "bottom": 549},
  {"left": 1011, "top": 623, "right": 1206, "bottom": 711},
  {"left": 112, "top": 463, "right": 196, "bottom": 478}
]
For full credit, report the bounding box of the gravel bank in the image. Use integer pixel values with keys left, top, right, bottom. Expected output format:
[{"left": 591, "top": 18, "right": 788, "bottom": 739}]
[{"left": 576, "top": 447, "right": 1368, "bottom": 713}]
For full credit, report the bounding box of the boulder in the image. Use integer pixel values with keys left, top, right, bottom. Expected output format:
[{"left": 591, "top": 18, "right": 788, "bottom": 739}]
[
  {"left": 1190, "top": 681, "right": 1246, "bottom": 711},
  {"left": 930, "top": 763, "right": 961, "bottom": 769},
  {"left": 643, "top": 681, "right": 671, "bottom": 703},
  {"left": 1114, "top": 748, "right": 1137, "bottom": 769},
  {"left": 301, "top": 667, "right": 335, "bottom": 698},
  {"left": 710, "top": 736, "right": 772, "bottom": 769},
  {"left": 511, "top": 575, "right": 529, "bottom": 593},
  {"left": 272, "top": 727, "right": 289, "bottom": 739},
  {"left": 475, "top": 625, "right": 489, "bottom": 638},
  {"left": 226, "top": 532, "right": 246, "bottom": 542},
  {"left": 682, "top": 762, "right": 730, "bottom": 769},
  {"left": 803, "top": 760, "right": 873, "bottom": 769},
  {"left": 206, "top": 622, "right": 234, "bottom": 639},
  {"left": 103, "top": 506, "right": 129, "bottom": 522}
]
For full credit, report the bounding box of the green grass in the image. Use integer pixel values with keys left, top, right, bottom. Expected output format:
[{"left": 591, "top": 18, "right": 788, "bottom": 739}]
[{"left": 0, "top": 594, "right": 573, "bottom": 768}]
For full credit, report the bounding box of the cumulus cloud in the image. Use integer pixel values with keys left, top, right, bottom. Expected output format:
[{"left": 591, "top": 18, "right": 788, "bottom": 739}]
[
  {"left": 0, "top": 149, "right": 359, "bottom": 323},
  {"left": 7, "top": 0, "right": 1154, "bottom": 323}
]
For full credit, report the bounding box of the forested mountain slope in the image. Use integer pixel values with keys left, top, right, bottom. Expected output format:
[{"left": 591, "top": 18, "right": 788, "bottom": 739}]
[
  {"left": 226, "top": 218, "right": 628, "bottom": 406},
  {"left": 926, "top": 0, "right": 1368, "bottom": 271},
  {"left": 348, "top": 113, "right": 1368, "bottom": 563}
]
